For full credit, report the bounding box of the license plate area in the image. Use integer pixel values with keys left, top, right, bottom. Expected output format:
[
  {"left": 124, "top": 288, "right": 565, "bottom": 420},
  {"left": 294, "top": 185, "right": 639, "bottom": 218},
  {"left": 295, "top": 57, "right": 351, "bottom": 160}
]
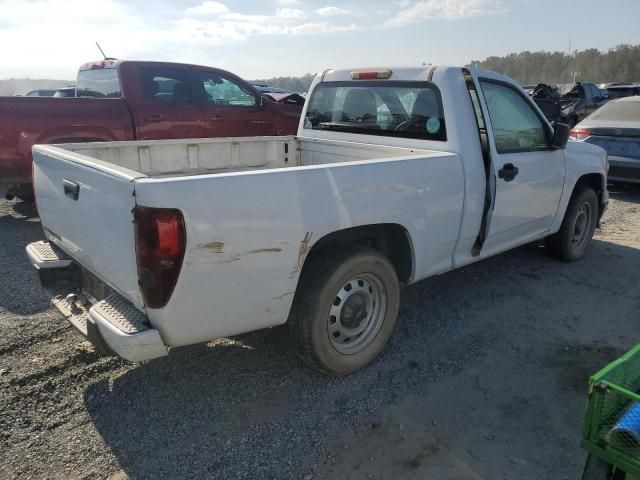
[{"left": 80, "top": 268, "right": 114, "bottom": 302}]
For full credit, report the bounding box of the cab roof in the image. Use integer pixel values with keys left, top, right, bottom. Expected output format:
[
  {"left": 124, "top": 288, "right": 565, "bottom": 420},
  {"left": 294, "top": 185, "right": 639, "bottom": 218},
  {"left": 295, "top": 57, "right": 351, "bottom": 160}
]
[{"left": 318, "top": 66, "right": 513, "bottom": 83}]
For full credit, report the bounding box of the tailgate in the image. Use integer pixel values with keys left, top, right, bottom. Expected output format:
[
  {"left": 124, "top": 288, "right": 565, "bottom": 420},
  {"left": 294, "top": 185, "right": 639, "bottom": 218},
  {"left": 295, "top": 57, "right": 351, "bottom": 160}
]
[{"left": 32, "top": 145, "right": 145, "bottom": 309}]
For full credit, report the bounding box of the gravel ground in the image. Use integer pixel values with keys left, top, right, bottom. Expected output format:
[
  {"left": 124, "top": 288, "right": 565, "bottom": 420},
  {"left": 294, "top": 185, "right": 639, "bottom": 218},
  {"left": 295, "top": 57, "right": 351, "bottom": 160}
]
[{"left": 1, "top": 184, "right": 639, "bottom": 480}]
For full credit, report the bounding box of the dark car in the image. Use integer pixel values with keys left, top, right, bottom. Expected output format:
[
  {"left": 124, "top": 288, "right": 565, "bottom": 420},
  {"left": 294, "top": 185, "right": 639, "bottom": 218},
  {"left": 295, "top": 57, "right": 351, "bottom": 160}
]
[
  {"left": 22, "top": 89, "right": 56, "bottom": 97},
  {"left": 524, "top": 83, "right": 561, "bottom": 122},
  {"left": 604, "top": 84, "right": 640, "bottom": 100},
  {"left": 253, "top": 85, "right": 297, "bottom": 95},
  {"left": 560, "top": 82, "right": 609, "bottom": 128},
  {"left": 571, "top": 96, "right": 640, "bottom": 183}
]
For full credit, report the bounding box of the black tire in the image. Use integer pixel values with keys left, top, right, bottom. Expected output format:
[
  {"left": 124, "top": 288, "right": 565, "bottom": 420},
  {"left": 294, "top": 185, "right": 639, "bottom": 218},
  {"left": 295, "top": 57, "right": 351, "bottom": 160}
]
[
  {"left": 288, "top": 246, "right": 400, "bottom": 376},
  {"left": 545, "top": 187, "right": 598, "bottom": 261}
]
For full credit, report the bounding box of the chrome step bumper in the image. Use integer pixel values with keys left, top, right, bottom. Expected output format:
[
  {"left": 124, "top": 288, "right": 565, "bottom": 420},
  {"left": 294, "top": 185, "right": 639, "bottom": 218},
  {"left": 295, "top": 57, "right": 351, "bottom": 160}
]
[
  {"left": 26, "top": 241, "right": 168, "bottom": 362},
  {"left": 26, "top": 240, "right": 72, "bottom": 269}
]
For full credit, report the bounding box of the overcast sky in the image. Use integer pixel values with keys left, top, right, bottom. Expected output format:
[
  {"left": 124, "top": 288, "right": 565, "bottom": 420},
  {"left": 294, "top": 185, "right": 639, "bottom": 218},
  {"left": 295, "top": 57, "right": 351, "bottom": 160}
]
[{"left": 1, "top": 0, "right": 638, "bottom": 80}]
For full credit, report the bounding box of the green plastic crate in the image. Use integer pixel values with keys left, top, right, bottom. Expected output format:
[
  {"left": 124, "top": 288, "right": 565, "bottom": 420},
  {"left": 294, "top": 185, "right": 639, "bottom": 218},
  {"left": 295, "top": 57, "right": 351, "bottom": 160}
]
[{"left": 582, "top": 343, "right": 640, "bottom": 477}]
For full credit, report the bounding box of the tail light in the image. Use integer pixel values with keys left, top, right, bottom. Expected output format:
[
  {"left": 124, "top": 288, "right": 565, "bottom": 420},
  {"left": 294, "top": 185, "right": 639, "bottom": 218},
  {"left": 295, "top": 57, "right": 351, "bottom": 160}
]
[
  {"left": 134, "top": 206, "right": 186, "bottom": 309},
  {"left": 570, "top": 128, "right": 592, "bottom": 140}
]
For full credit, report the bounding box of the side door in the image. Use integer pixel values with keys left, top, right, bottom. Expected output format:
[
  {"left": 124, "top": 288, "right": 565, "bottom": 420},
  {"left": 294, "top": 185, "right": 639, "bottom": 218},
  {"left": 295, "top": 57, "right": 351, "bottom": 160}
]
[
  {"left": 475, "top": 76, "right": 566, "bottom": 255},
  {"left": 192, "top": 70, "right": 276, "bottom": 137},
  {"left": 131, "top": 65, "right": 206, "bottom": 140}
]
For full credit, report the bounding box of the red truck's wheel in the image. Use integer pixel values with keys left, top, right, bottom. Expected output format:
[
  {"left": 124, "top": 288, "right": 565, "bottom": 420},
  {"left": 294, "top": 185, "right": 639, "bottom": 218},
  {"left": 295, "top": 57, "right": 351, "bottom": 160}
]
[{"left": 288, "top": 246, "right": 400, "bottom": 376}]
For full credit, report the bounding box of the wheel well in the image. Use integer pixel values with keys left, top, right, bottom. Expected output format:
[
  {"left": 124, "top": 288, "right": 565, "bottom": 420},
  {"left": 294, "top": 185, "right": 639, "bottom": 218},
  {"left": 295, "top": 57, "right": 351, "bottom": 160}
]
[
  {"left": 574, "top": 173, "right": 605, "bottom": 219},
  {"left": 301, "top": 224, "right": 414, "bottom": 284}
]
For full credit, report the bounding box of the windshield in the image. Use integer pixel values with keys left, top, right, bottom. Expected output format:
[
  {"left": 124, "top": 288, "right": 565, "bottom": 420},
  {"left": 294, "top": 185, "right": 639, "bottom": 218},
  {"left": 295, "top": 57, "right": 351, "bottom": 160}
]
[
  {"left": 589, "top": 100, "right": 640, "bottom": 122},
  {"left": 304, "top": 81, "right": 446, "bottom": 141},
  {"left": 77, "top": 68, "right": 121, "bottom": 98}
]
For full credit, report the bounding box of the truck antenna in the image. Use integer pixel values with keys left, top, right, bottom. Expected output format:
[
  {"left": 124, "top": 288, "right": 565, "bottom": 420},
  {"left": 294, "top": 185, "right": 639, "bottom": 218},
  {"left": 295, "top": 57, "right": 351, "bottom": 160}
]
[
  {"left": 95, "top": 42, "right": 117, "bottom": 61},
  {"left": 96, "top": 42, "right": 107, "bottom": 59}
]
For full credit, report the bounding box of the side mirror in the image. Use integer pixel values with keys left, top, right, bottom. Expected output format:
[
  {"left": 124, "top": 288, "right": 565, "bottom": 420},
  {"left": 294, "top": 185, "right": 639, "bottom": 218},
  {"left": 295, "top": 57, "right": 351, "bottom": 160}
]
[
  {"left": 551, "top": 122, "right": 570, "bottom": 149},
  {"left": 593, "top": 96, "right": 602, "bottom": 102}
]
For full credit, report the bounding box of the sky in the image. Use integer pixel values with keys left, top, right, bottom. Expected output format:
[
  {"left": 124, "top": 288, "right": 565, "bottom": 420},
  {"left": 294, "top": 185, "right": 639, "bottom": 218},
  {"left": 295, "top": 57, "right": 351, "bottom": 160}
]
[{"left": 0, "top": 0, "right": 639, "bottom": 80}]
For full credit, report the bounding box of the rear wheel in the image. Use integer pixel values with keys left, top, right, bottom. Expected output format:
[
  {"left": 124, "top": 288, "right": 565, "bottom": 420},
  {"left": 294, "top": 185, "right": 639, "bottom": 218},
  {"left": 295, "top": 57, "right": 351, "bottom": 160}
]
[
  {"left": 288, "top": 246, "right": 400, "bottom": 376},
  {"left": 545, "top": 187, "right": 598, "bottom": 261}
]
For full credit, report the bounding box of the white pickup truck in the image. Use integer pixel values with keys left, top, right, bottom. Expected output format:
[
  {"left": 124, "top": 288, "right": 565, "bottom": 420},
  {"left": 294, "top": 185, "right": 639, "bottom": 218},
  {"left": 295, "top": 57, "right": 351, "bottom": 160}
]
[{"left": 27, "top": 66, "right": 608, "bottom": 375}]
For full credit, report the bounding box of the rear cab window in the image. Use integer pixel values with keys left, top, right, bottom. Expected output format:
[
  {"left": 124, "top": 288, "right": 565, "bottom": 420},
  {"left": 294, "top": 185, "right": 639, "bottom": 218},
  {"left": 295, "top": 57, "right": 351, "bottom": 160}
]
[
  {"left": 77, "top": 68, "right": 121, "bottom": 98},
  {"left": 304, "top": 81, "right": 447, "bottom": 141}
]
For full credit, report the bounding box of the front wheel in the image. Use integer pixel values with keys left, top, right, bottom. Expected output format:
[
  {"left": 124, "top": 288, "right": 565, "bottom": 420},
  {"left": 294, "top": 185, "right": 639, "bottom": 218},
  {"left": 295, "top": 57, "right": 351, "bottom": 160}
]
[
  {"left": 545, "top": 187, "right": 598, "bottom": 261},
  {"left": 288, "top": 246, "right": 400, "bottom": 376}
]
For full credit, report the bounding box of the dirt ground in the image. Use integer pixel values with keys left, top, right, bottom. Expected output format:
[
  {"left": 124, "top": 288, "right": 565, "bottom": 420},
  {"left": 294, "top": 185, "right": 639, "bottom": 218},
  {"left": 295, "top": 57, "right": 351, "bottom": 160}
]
[{"left": 1, "top": 184, "right": 639, "bottom": 480}]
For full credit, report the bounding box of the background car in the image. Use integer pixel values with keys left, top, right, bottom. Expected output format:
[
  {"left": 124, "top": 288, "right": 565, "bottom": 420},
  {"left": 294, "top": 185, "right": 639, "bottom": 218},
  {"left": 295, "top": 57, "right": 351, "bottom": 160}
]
[
  {"left": 604, "top": 84, "right": 640, "bottom": 99},
  {"left": 52, "top": 86, "right": 76, "bottom": 97},
  {"left": 571, "top": 95, "right": 640, "bottom": 183},
  {"left": 22, "top": 89, "right": 56, "bottom": 97},
  {"left": 253, "top": 84, "right": 297, "bottom": 95}
]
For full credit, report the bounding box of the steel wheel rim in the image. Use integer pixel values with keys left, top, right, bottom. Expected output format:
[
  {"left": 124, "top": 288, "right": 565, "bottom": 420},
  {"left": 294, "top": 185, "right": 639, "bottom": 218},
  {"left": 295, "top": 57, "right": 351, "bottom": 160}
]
[
  {"left": 571, "top": 201, "right": 592, "bottom": 251},
  {"left": 327, "top": 273, "right": 387, "bottom": 355}
]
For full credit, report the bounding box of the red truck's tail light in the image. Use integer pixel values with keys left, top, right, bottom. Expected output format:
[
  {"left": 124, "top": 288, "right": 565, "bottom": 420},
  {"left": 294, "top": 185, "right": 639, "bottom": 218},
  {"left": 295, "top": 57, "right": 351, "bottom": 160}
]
[
  {"left": 570, "top": 128, "right": 592, "bottom": 140},
  {"left": 134, "top": 206, "right": 186, "bottom": 309}
]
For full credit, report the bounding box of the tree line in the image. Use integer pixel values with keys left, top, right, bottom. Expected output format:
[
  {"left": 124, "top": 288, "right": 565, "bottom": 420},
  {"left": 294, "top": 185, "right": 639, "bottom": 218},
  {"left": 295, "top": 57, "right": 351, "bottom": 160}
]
[
  {"left": 255, "top": 44, "right": 640, "bottom": 92},
  {"left": 468, "top": 44, "right": 640, "bottom": 85}
]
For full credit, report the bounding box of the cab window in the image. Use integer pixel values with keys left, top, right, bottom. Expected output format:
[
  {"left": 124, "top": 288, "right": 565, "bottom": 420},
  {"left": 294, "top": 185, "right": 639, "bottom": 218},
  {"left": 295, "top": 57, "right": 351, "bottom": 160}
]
[
  {"left": 480, "top": 80, "right": 549, "bottom": 153},
  {"left": 140, "top": 67, "right": 192, "bottom": 105},
  {"left": 197, "top": 72, "right": 257, "bottom": 107}
]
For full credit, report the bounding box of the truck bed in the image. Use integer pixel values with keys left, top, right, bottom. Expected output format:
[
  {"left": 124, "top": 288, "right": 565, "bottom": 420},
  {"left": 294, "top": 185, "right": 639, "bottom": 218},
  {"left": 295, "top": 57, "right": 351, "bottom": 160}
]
[{"left": 43, "top": 135, "right": 438, "bottom": 178}]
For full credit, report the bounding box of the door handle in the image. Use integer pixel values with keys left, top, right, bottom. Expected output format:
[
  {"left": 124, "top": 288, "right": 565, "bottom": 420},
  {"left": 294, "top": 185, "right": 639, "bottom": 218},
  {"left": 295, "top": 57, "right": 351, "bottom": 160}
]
[
  {"left": 208, "top": 115, "right": 223, "bottom": 121},
  {"left": 498, "top": 163, "right": 519, "bottom": 182},
  {"left": 63, "top": 179, "right": 80, "bottom": 200},
  {"left": 144, "top": 114, "right": 166, "bottom": 122}
]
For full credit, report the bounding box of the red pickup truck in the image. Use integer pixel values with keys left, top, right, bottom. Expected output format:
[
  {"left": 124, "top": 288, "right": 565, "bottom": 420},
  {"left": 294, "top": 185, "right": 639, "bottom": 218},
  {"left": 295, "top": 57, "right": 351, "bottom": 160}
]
[{"left": 0, "top": 59, "right": 303, "bottom": 200}]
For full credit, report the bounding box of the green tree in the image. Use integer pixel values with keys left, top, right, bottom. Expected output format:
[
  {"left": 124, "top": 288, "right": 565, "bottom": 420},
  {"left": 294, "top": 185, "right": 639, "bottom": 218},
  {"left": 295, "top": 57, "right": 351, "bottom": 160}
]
[{"left": 468, "top": 45, "right": 640, "bottom": 85}]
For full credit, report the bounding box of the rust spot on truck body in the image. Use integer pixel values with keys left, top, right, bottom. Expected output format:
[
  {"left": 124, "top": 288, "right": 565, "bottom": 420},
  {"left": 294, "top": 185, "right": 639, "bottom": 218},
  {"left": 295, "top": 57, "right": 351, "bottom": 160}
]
[
  {"left": 198, "top": 241, "right": 224, "bottom": 254},
  {"left": 247, "top": 247, "right": 282, "bottom": 254},
  {"left": 294, "top": 232, "right": 313, "bottom": 272}
]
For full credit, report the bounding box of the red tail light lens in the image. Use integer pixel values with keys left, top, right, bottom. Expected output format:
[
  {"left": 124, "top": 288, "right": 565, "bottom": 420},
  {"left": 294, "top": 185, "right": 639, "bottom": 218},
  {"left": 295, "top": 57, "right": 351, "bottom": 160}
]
[
  {"left": 570, "top": 128, "right": 592, "bottom": 140},
  {"left": 351, "top": 69, "right": 392, "bottom": 80},
  {"left": 134, "top": 206, "right": 186, "bottom": 309}
]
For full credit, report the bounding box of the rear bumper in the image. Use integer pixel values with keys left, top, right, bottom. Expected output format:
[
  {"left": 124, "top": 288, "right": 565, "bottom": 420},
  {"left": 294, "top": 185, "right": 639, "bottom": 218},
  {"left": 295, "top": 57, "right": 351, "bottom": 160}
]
[
  {"left": 608, "top": 156, "right": 640, "bottom": 184},
  {"left": 26, "top": 240, "right": 168, "bottom": 362}
]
